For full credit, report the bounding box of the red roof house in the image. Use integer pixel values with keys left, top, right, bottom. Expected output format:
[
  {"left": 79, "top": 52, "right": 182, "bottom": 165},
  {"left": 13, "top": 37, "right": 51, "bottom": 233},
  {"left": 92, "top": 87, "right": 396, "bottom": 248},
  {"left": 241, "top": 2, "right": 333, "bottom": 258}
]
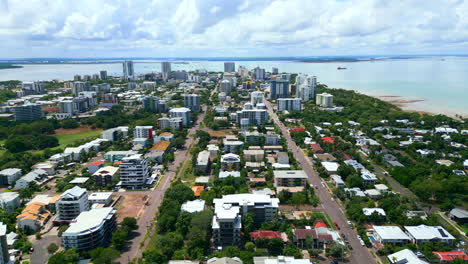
[
  {"left": 433, "top": 252, "right": 468, "bottom": 262},
  {"left": 314, "top": 221, "right": 328, "bottom": 229},
  {"left": 310, "top": 144, "right": 324, "bottom": 154},
  {"left": 321, "top": 137, "right": 334, "bottom": 144},
  {"left": 290, "top": 127, "right": 305, "bottom": 133},
  {"left": 250, "top": 230, "right": 288, "bottom": 242}
]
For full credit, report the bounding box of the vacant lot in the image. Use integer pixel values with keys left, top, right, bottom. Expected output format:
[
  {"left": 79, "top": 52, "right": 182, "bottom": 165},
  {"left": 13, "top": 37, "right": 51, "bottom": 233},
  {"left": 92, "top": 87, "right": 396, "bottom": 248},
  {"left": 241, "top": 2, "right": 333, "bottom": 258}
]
[
  {"left": 203, "top": 128, "right": 236, "bottom": 138},
  {"left": 115, "top": 193, "right": 150, "bottom": 222}
]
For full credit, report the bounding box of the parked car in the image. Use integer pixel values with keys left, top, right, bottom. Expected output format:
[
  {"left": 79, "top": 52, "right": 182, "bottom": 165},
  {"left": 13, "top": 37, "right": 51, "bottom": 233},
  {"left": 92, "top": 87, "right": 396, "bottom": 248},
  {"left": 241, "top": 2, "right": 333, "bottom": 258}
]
[
  {"left": 359, "top": 239, "right": 365, "bottom": 246},
  {"left": 347, "top": 220, "right": 353, "bottom": 228},
  {"left": 333, "top": 221, "right": 340, "bottom": 230},
  {"left": 347, "top": 244, "right": 353, "bottom": 250}
]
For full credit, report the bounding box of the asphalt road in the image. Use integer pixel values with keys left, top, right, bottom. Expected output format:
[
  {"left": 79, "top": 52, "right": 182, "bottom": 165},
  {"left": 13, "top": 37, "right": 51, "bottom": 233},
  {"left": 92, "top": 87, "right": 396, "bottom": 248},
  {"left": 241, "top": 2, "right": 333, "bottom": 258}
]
[{"left": 266, "top": 101, "right": 376, "bottom": 264}]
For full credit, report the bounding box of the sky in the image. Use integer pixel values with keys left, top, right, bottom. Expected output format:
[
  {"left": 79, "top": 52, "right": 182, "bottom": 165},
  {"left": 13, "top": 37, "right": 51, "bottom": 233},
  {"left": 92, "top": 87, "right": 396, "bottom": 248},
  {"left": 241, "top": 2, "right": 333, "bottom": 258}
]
[{"left": 1, "top": 0, "right": 468, "bottom": 58}]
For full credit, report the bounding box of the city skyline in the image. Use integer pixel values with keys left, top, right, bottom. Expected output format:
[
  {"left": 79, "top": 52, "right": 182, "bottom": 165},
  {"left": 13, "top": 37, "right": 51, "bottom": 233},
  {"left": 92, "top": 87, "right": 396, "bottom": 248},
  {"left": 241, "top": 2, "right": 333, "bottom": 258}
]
[{"left": 1, "top": 0, "right": 468, "bottom": 58}]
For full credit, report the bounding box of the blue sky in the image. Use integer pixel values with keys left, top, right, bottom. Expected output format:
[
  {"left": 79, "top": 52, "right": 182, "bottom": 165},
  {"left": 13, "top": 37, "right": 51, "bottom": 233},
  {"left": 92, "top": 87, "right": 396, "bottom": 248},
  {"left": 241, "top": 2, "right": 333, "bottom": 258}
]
[{"left": 1, "top": 0, "right": 468, "bottom": 58}]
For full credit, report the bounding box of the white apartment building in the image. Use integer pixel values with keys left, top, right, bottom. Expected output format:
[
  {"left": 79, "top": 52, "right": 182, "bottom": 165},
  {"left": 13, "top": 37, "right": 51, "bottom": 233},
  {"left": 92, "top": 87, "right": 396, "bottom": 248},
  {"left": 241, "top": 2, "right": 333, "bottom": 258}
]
[
  {"left": 62, "top": 207, "right": 117, "bottom": 252},
  {"left": 157, "top": 117, "right": 183, "bottom": 130},
  {"left": 0, "top": 168, "right": 22, "bottom": 186},
  {"left": 169, "top": 107, "right": 191, "bottom": 127},
  {"left": 119, "top": 154, "right": 149, "bottom": 189},
  {"left": 134, "top": 126, "right": 153, "bottom": 140},
  {"left": 212, "top": 194, "right": 279, "bottom": 249},
  {"left": 56, "top": 186, "right": 89, "bottom": 223},
  {"left": 274, "top": 170, "right": 308, "bottom": 187},
  {"left": 316, "top": 93, "right": 334, "bottom": 108},
  {"left": 251, "top": 91, "right": 265, "bottom": 106}
]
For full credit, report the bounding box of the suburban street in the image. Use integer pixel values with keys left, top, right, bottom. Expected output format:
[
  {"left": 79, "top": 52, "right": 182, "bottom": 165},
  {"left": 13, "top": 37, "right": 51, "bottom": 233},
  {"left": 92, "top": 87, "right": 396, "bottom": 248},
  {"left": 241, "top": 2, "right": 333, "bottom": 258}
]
[
  {"left": 266, "top": 102, "right": 377, "bottom": 264},
  {"left": 118, "top": 107, "right": 206, "bottom": 263}
]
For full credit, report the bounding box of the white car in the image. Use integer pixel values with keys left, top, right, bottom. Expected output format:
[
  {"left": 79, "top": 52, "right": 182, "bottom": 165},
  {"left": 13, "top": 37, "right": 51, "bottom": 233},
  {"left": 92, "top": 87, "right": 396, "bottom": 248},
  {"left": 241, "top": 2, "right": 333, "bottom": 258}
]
[{"left": 359, "top": 239, "right": 366, "bottom": 246}]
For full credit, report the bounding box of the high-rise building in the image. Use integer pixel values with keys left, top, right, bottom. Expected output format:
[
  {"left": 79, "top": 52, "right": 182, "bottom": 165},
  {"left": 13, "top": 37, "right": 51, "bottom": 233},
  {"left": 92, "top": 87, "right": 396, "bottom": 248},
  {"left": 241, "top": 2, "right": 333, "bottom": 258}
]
[
  {"left": 224, "top": 62, "right": 235, "bottom": 73},
  {"left": 236, "top": 107, "right": 269, "bottom": 126},
  {"left": 250, "top": 91, "right": 265, "bottom": 106},
  {"left": 270, "top": 78, "right": 289, "bottom": 99},
  {"left": 183, "top": 94, "right": 201, "bottom": 112},
  {"left": 143, "top": 96, "right": 159, "bottom": 112},
  {"left": 56, "top": 186, "right": 89, "bottom": 223},
  {"left": 13, "top": 103, "right": 43, "bottom": 121},
  {"left": 272, "top": 67, "right": 279, "bottom": 75},
  {"left": 157, "top": 117, "right": 183, "bottom": 130},
  {"left": 21, "top": 81, "right": 44, "bottom": 95},
  {"left": 119, "top": 154, "right": 149, "bottom": 189},
  {"left": 100, "top": 70, "right": 108, "bottom": 80},
  {"left": 72, "top": 81, "right": 88, "bottom": 96},
  {"left": 134, "top": 126, "right": 153, "bottom": 140},
  {"left": 254, "top": 67, "right": 265, "bottom": 81},
  {"left": 219, "top": 79, "right": 232, "bottom": 94},
  {"left": 74, "top": 75, "right": 81, "bottom": 81},
  {"left": 169, "top": 107, "right": 191, "bottom": 126},
  {"left": 78, "top": 91, "right": 98, "bottom": 107},
  {"left": 316, "top": 93, "right": 334, "bottom": 108},
  {"left": 277, "top": 98, "right": 301, "bottom": 111},
  {"left": 296, "top": 74, "right": 317, "bottom": 102},
  {"left": 161, "top": 61, "right": 171, "bottom": 74},
  {"left": 123, "top": 60, "right": 134, "bottom": 80},
  {"left": 62, "top": 207, "right": 116, "bottom": 252},
  {"left": 174, "top": 70, "right": 188, "bottom": 81}
]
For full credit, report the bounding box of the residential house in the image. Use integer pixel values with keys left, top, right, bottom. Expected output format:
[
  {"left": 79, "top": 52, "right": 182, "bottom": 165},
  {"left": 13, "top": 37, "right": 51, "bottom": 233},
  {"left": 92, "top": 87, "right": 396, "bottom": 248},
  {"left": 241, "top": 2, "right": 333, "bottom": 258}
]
[
  {"left": 372, "top": 226, "right": 410, "bottom": 245},
  {"left": 85, "top": 161, "right": 104, "bottom": 174},
  {"left": 17, "top": 202, "right": 51, "bottom": 232},
  {"left": 404, "top": 225, "right": 455, "bottom": 245},
  {"left": 387, "top": 249, "right": 428, "bottom": 264},
  {"left": 196, "top": 151, "right": 211, "bottom": 173},
  {"left": 14, "top": 169, "right": 49, "bottom": 190},
  {"left": 331, "top": 175, "right": 345, "bottom": 187},
  {"left": 449, "top": 208, "right": 468, "bottom": 223},
  {"left": 221, "top": 154, "right": 241, "bottom": 170}
]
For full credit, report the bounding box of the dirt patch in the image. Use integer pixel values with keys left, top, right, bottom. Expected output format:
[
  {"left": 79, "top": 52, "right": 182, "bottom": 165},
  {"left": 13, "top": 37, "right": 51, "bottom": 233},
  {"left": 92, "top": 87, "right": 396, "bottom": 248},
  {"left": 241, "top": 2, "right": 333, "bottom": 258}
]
[
  {"left": 54, "top": 125, "right": 98, "bottom": 135},
  {"left": 115, "top": 193, "right": 150, "bottom": 222},
  {"left": 203, "top": 128, "right": 237, "bottom": 138}
]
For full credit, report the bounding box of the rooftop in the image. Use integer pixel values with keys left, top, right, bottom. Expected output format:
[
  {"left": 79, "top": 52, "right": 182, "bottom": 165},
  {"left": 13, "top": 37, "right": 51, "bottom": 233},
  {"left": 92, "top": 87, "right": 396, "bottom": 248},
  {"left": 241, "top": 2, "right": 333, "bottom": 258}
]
[
  {"left": 404, "top": 225, "right": 455, "bottom": 240},
  {"left": 387, "top": 249, "right": 428, "bottom": 264},
  {"left": 69, "top": 177, "right": 89, "bottom": 185},
  {"left": 61, "top": 186, "right": 87, "bottom": 199},
  {"left": 373, "top": 225, "right": 410, "bottom": 241},
  {"left": 181, "top": 199, "right": 206, "bottom": 213},
  {"left": 151, "top": 140, "right": 171, "bottom": 151},
  {"left": 64, "top": 207, "right": 115, "bottom": 235},
  {"left": 89, "top": 192, "right": 113, "bottom": 201},
  {"left": 273, "top": 170, "right": 307, "bottom": 179},
  {"left": 362, "top": 208, "right": 386, "bottom": 216}
]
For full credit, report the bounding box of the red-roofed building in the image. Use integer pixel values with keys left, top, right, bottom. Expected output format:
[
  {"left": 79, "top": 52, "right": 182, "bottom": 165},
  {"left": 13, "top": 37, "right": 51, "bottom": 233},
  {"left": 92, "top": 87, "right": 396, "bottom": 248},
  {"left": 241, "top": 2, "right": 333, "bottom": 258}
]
[
  {"left": 85, "top": 161, "right": 104, "bottom": 174},
  {"left": 433, "top": 252, "right": 468, "bottom": 262},
  {"left": 314, "top": 221, "right": 328, "bottom": 229},
  {"left": 310, "top": 144, "right": 324, "bottom": 154},
  {"left": 290, "top": 127, "right": 305, "bottom": 133},
  {"left": 321, "top": 137, "right": 334, "bottom": 144},
  {"left": 250, "top": 230, "right": 288, "bottom": 242},
  {"left": 43, "top": 106, "right": 60, "bottom": 113}
]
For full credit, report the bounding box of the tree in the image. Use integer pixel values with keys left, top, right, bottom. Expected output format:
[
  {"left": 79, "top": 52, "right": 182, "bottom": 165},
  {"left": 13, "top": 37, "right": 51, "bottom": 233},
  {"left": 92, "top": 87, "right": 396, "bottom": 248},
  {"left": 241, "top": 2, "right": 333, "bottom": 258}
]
[
  {"left": 111, "top": 227, "right": 129, "bottom": 250},
  {"left": 47, "top": 243, "right": 58, "bottom": 254},
  {"left": 143, "top": 250, "right": 167, "bottom": 264},
  {"left": 328, "top": 242, "right": 345, "bottom": 259},
  {"left": 90, "top": 247, "right": 121, "bottom": 264},
  {"left": 155, "top": 232, "right": 184, "bottom": 258},
  {"left": 48, "top": 248, "right": 79, "bottom": 264},
  {"left": 121, "top": 217, "right": 138, "bottom": 230}
]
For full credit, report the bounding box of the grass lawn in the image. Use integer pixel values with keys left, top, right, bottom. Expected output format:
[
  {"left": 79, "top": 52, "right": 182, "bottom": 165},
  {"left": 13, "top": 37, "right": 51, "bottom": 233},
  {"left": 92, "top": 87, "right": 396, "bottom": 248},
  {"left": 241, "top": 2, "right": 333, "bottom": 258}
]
[{"left": 55, "top": 130, "right": 103, "bottom": 147}]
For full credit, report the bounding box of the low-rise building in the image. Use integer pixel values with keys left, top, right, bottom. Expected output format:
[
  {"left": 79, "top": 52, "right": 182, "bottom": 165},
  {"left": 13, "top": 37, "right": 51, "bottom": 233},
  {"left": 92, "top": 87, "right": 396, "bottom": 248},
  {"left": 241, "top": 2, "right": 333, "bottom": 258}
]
[
  {"left": 254, "top": 256, "right": 311, "bottom": 264},
  {"left": 219, "top": 171, "right": 241, "bottom": 179},
  {"left": 221, "top": 154, "right": 241, "bottom": 170},
  {"left": 181, "top": 199, "right": 206, "bottom": 214},
  {"left": 196, "top": 151, "right": 211, "bottom": 173},
  {"left": 0, "top": 168, "right": 22, "bottom": 186},
  {"left": 16, "top": 202, "right": 51, "bottom": 232},
  {"left": 14, "top": 169, "right": 48, "bottom": 190},
  {"left": 244, "top": 149, "right": 265, "bottom": 162},
  {"left": 276, "top": 152, "right": 289, "bottom": 164},
  {"left": 372, "top": 225, "right": 410, "bottom": 245},
  {"left": 321, "top": 161, "right": 339, "bottom": 174},
  {"left": 387, "top": 249, "right": 428, "bottom": 264},
  {"left": 449, "top": 208, "right": 468, "bottom": 223},
  {"left": 274, "top": 170, "right": 308, "bottom": 188},
  {"left": 88, "top": 192, "right": 113, "bottom": 207},
  {"left": 0, "top": 192, "right": 20, "bottom": 212},
  {"left": 331, "top": 175, "right": 345, "bottom": 187},
  {"left": 362, "top": 208, "right": 386, "bottom": 217},
  {"left": 208, "top": 257, "right": 243, "bottom": 264},
  {"left": 62, "top": 207, "right": 117, "bottom": 252},
  {"left": 223, "top": 136, "right": 244, "bottom": 154},
  {"left": 93, "top": 166, "right": 119, "bottom": 187},
  {"left": 404, "top": 225, "right": 455, "bottom": 245}
]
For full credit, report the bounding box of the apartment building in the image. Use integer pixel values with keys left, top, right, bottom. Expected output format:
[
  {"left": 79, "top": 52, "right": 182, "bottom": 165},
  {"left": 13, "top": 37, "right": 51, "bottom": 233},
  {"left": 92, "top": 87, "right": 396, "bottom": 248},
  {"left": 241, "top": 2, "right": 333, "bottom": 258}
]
[
  {"left": 119, "top": 154, "right": 149, "bottom": 189},
  {"left": 56, "top": 186, "right": 89, "bottom": 223}
]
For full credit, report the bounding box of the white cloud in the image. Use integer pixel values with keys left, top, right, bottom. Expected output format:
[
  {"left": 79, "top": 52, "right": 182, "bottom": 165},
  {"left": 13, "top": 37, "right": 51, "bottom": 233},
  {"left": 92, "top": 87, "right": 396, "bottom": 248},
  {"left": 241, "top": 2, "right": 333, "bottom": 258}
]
[{"left": 0, "top": 0, "right": 467, "bottom": 58}]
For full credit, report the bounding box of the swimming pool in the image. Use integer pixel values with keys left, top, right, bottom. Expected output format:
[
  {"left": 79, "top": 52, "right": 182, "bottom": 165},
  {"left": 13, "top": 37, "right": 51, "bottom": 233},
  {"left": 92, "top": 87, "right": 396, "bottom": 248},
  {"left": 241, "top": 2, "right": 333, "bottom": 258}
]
[{"left": 368, "top": 235, "right": 376, "bottom": 242}]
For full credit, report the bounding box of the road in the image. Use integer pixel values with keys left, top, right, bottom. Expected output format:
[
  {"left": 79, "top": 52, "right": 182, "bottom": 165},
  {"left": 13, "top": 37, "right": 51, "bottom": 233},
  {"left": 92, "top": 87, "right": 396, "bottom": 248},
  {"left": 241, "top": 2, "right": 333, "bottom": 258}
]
[
  {"left": 266, "top": 101, "right": 376, "bottom": 264},
  {"left": 118, "top": 107, "right": 206, "bottom": 263}
]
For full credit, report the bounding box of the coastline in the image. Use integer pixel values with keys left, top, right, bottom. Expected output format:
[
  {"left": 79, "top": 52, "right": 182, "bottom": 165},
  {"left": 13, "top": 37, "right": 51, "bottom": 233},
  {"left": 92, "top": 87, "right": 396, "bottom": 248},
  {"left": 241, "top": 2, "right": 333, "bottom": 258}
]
[{"left": 329, "top": 86, "right": 467, "bottom": 119}]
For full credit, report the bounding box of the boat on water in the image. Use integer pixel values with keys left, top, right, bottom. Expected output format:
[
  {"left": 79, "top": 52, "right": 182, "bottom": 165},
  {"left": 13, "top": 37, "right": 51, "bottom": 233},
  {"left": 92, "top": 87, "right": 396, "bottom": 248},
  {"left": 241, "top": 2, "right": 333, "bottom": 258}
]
[{"left": 337, "top": 67, "right": 347, "bottom": 70}]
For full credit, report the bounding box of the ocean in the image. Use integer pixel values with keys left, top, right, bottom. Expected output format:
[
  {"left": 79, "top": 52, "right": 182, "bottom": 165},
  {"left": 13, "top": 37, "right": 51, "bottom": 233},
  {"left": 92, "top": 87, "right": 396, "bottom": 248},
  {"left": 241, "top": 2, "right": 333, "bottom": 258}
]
[{"left": 0, "top": 56, "right": 467, "bottom": 116}]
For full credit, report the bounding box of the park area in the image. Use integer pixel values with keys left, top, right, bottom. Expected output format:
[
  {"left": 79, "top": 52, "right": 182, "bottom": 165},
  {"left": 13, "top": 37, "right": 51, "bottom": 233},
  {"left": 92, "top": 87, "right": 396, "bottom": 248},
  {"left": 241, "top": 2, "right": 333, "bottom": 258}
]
[{"left": 54, "top": 126, "right": 103, "bottom": 146}]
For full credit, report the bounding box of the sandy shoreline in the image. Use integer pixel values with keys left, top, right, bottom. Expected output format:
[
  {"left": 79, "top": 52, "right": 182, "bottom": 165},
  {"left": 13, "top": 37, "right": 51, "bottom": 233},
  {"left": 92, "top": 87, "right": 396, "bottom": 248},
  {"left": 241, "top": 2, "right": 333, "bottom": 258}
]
[{"left": 361, "top": 93, "right": 467, "bottom": 119}]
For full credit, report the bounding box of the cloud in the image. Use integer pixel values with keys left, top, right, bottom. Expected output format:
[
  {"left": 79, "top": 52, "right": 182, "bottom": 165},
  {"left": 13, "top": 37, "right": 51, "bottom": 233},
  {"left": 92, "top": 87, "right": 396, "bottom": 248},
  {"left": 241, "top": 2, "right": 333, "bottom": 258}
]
[{"left": 0, "top": 0, "right": 467, "bottom": 58}]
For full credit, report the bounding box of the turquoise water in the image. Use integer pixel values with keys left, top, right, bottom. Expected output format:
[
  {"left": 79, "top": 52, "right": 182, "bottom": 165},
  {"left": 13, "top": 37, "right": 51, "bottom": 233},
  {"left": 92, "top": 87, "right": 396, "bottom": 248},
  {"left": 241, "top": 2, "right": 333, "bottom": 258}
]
[{"left": 0, "top": 57, "right": 467, "bottom": 115}]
